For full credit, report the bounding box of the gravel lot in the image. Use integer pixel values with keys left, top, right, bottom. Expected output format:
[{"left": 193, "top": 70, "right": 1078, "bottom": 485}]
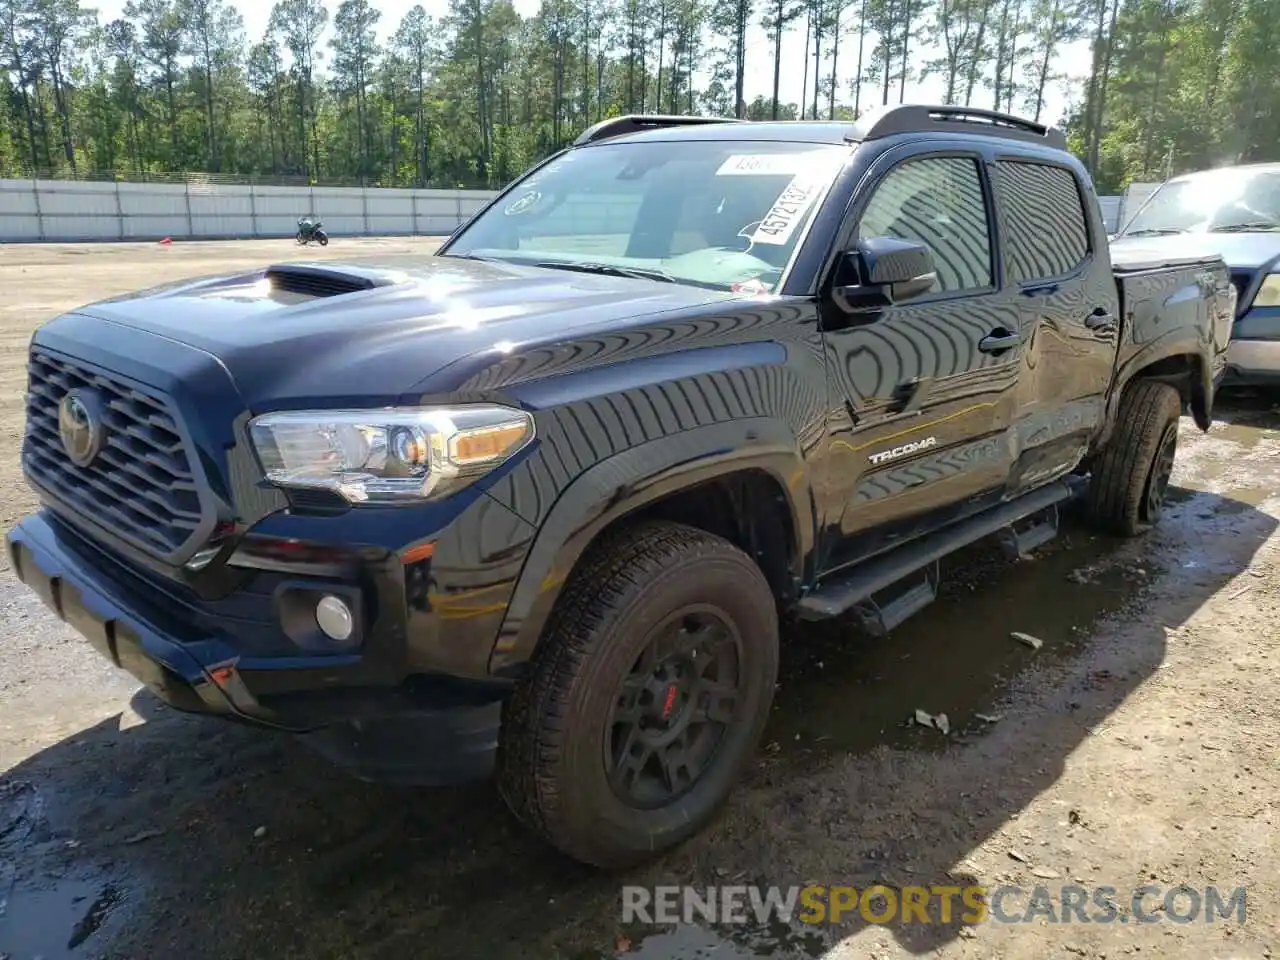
[{"left": 0, "top": 239, "right": 1277, "bottom": 960}]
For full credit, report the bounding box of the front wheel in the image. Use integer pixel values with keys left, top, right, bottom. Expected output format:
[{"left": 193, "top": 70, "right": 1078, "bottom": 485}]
[
  {"left": 497, "top": 521, "right": 779, "bottom": 869},
  {"left": 317, "top": 231, "right": 329, "bottom": 246},
  {"left": 1084, "top": 379, "right": 1182, "bottom": 536}
]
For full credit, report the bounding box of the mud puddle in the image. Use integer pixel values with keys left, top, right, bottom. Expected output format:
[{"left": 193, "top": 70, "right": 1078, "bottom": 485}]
[
  {"left": 765, "top": 520, "right": 1145, "bottom": 759},
  {"left": 1173, "top": 406, "right": 1280, "bottom": 509},
  {"left": 0, "top": 779, "right": 131, "bottom": 960},
  {"left": 0, "top": 878, "right": 123, "bottom": 959}
]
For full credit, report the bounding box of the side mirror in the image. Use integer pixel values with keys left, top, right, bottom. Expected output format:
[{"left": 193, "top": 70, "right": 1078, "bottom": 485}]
[{"left": 831, "top": 236, "right": 938, "bottom": 314}]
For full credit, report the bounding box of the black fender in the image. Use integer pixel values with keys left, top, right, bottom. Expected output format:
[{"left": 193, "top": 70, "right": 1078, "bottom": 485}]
[
  {"left": 486, "top": 416, "right": 816, "bottom": 677},
  {"left": 1103, "top": 334, "right": 1213, "bottom": 448},
  {"left": 1104, "top": 261, "right": 1235, "bottom": 440}
]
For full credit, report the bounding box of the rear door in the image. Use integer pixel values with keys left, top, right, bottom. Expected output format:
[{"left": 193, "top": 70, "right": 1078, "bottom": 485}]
[
  {"left": 820, "top": 145, "right": 1025, "bottom": 569},
  {"left": 990, "top": 156, "right": 1119, "bottom": 491}
]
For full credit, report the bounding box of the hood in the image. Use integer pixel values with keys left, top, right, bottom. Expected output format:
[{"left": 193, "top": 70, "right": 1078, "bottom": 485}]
[
  {"left": 1110, "top": 231, "right": 1280, "bottom": 273},
  {"left": 68, "top": 255, "right": 741, "bottom": 410}
]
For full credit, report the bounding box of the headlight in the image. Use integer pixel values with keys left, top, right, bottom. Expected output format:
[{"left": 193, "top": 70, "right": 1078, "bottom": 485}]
[
  {"left": 248, "top": 405, "right": 535, "bottom": 503},
  {"left": 1254, "top": 273, "right": 1280, "bottom": 308}
]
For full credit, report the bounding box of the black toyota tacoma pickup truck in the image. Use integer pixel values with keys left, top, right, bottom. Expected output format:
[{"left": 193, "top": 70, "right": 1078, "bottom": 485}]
[{"left": 8, "top": 105, "right": 1235, "bottom": 869}]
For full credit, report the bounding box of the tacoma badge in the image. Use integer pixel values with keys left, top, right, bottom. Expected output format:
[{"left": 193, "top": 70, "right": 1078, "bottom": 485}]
[{"left": 868, "top": 436, "right": 937, "bottom": 465}]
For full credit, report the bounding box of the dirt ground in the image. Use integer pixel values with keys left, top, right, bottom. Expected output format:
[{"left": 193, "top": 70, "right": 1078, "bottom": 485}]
[{"left": 0, "top": 239, "right": 1278, "bottom": 960}]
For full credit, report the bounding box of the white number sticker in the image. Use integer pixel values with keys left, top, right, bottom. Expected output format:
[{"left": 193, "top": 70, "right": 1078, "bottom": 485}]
[
  {"left": 716, "top": 150, "right": 845, "bottom": 178},
  {"left": 749, "top": 175, "right": 825, "bottom": 246},
  {"left": 717, "top": 154, "right": 808, "bottom": 176}
]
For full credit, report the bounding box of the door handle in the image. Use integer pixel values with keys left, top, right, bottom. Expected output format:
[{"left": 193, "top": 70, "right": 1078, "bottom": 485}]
[
  {"left": 1021, "top": 282, "right": 1060, "bottom": 297},
  {"left": 1085, "top": 309, "right": 1117, "bottom": 332},
  {"left": 978, "top": 328, "right": 1021, "bottom": 354}
]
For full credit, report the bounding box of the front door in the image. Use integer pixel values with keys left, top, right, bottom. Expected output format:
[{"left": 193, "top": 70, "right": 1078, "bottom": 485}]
[{"left": 819, "top": 147, "right": 1025, "bottom": 570}]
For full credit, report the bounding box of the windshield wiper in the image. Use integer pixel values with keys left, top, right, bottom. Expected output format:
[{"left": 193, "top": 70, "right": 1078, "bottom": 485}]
[
  {"left": 531, "top": 260, "right": 676, "bottom": 283},
  {"left": 442, "top": 252, "right": 504, "bottom": 263},
  {"left": 1118, "top": 228, "right": 1185, "bottom": 238},
  {"left": 1209, "top": 221, "right": 1280, "bottom": 233}
]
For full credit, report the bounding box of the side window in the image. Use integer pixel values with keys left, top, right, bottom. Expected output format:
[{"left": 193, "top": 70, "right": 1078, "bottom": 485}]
[
  {"left": 858, "top": 156, "right": 992, "bottom": 294},
  {"left": 995, "top": 160, "right": 1090, "bottom": 283}
]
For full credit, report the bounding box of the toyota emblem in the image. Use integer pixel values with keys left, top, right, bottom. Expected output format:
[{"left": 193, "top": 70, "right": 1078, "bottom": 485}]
[{"left": 58, "top": 389, "right": 106, "bottom": 467}]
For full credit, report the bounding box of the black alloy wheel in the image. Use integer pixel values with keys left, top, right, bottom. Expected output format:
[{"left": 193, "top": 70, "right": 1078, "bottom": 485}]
[
  {"left": 606, "top": 606, "right": 741, "bottom": 809},
  {"left": 1143, "top": 420, "right": 1178, "bottom": 522}
]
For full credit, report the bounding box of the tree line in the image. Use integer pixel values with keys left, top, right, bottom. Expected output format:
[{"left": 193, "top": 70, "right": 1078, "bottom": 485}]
[{"left": 1, "top": 0, "right": 1277, "bottom": 193}]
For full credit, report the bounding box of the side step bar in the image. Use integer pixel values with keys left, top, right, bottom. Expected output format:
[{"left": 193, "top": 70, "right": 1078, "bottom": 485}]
[
  {"left": 996, "top": 502, "right": 1062, "bottom": 560},
  {"left": 850, "top": 561, "right": 940, "bottom": 637},
  {"left": 796, "top": 477, "right": 1083, "bottom": 622}
]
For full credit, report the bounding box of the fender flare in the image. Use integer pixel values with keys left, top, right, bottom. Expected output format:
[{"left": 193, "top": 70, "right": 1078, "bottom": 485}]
[
  {"left": 1106, "top": 337, "right": 1214, "bottom": 439},
  {"left": 486, "top": 416, "right": 816, "bottom": 676}
]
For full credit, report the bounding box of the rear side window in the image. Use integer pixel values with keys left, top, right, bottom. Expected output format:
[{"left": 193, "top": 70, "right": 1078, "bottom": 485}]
[{"left": 995, "top": 160, "right": 1090, "bottom": 283}]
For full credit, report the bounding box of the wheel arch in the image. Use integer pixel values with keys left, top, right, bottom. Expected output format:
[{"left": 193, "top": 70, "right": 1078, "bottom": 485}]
[
  {"left": 1102, "top": 344, "right": 1211, "bottom": 449},
  {"left": 486, "top": 416, "right": 816, "bottom": 678}
]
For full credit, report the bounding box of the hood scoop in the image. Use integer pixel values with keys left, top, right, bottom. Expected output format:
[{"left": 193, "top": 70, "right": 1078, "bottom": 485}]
[{"left": 264, "top": 263, "right": 387, "bottom": 299}]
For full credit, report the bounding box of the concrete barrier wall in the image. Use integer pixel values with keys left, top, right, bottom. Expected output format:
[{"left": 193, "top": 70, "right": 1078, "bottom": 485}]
[
  {"left": 0, "top": 176, "right": 1133, "bottom": 243},
  {"left": 0, "top": 179, "right": 500, "bottom": 242}
]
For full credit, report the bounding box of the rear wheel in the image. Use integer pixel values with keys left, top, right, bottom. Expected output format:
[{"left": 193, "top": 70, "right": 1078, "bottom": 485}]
[
  {"left": 1085, "top": 379, "right": 1182, "bottom": 536},
  {"left": 497, "top": 521, "right": 779, "bottom": 868}
]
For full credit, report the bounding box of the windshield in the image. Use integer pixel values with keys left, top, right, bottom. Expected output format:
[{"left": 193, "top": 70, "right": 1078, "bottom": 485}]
[
  {"left": 1120, "top": 167, "right": 1280, "bottom": 236},
  {"left": 443, "top": 139, "right": 849, "bottom": 292}
]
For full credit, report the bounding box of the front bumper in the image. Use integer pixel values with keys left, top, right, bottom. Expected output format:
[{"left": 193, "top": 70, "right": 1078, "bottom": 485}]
[
  {"left": 1223, "top": 337, "right": 1280, "bottom": 387},
  {"left": 7, "top": 510, "right": 508, "bottom": 785},
  {"left": 1222, "top": 299, "right": 1280, "bottom": 387},
  {"left": 9, "top": 511, "right": 241, "bottom": 717}
]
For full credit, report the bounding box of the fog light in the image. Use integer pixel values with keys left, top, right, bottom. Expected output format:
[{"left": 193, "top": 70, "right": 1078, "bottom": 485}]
[{"left": 315, "top": 594, "right": 354, "bottom": 642}]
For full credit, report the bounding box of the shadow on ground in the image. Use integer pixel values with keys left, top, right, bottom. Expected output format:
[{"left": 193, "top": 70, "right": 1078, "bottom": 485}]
[{"left": 0, "top": 482, "right": 1274, "bottom": 960}]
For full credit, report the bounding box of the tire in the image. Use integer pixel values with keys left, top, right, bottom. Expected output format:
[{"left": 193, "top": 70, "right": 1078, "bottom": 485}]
[
  {"left": 318, "top": 232, "right": 329, "bottom": 246},
  {"left": 497, "top": 521, "right": 779, "bottom": 869},
  {"left": 1085, "top": 379, "right": 1182, "bottom": 536}
]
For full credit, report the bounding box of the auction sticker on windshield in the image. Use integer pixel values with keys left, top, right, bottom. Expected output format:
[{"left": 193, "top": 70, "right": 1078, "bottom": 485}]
[
  {"left": 716, "top": 151, "right": 842, "bottom": 177},
  {"left": 750, "top": 174, "right": 827, "bottom": 245}
]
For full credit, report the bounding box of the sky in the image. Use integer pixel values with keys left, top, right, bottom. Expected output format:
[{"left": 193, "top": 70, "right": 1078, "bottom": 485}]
[{"left": 94, "top": 0, "right": 1090, "bottom": 126}]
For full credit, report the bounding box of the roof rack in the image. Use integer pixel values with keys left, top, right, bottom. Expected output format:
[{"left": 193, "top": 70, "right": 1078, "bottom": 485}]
[
  {"left": 571, "top": 114, "right": 743, "bottom": 146},
  {"left": 847, "top": 104, "right": 1068, "bottom": 151}
]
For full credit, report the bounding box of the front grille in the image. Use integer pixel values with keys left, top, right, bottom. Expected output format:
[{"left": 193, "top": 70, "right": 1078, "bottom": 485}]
[{"left": 23, "top": 349, "right": 206, "bottom": 559}]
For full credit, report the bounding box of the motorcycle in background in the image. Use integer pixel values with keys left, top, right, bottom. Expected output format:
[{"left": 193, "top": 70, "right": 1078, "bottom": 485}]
[{"left": 296, "top": 216, "right": 329, "bottom": 246}]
